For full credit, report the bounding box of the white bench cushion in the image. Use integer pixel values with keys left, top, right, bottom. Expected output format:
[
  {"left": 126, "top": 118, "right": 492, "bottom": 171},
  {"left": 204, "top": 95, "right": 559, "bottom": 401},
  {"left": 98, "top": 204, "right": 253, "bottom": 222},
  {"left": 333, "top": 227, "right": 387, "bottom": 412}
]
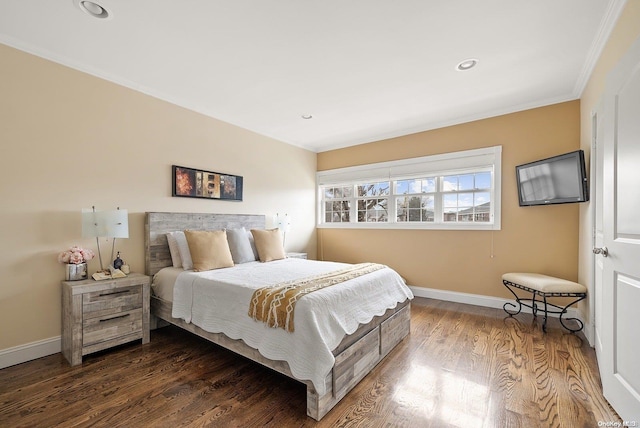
[{"left": 502, "top": 273, "right": 587, "bottom": 294}]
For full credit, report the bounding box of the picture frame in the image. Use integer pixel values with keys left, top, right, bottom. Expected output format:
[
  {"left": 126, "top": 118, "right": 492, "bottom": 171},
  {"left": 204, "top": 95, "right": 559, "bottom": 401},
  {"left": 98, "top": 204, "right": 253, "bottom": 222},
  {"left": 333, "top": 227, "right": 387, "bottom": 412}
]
[{"left": 172, "top": 165, "right": 243, "bottom": 201}]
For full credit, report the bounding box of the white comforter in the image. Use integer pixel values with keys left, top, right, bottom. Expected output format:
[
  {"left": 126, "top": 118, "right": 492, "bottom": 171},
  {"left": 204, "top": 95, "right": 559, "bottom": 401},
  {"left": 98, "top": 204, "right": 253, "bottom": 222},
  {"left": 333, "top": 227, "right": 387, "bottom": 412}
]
[{"left": 168, "top": 258, "right": 413, "bottom": 396}]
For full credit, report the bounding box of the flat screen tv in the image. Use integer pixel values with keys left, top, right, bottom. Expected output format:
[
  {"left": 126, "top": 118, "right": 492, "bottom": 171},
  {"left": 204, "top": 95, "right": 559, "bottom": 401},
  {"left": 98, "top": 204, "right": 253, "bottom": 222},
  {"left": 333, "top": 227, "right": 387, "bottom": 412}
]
[{"left": 516, "top": 150, "right": 589, "bottom": 206}]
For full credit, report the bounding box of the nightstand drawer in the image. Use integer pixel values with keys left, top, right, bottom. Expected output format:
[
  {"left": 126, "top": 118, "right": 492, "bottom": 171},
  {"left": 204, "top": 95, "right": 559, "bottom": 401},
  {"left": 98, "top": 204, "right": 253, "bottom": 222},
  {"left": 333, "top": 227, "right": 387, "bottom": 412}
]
[
  {"left": 82, "top": 308, "right": 143, "bottom": 347},
  {"left": 82, "top": 285, "right": 142, "bottom": 316}
]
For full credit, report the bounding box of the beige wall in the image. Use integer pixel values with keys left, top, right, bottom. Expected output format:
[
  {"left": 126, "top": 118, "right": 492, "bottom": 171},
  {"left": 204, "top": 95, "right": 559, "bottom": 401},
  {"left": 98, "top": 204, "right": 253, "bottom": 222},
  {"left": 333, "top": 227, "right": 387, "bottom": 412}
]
[
  {"left": 0, "top": 44, "right": 317, "bottom": 350},
  {"left": 318, "top": 101, "right": 581, "bottom": 298},
  {"left": 578, "top": 1, "right": 640, "bottom": 328}
]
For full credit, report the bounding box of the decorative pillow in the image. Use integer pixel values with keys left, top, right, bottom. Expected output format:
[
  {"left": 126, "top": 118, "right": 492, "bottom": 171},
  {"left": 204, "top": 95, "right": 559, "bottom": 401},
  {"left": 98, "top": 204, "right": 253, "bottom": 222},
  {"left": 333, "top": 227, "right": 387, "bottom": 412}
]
[
  {"left": 166, "top": 232, "right": 183, "bottom": 268},
  {"left": 250, "top": 228, "right": 286, "bottom": 262},
  {"left": 184, "top": 229, "right": 234, "bottom": 271},
  {"left": 226, "top": 228, "right": 256, "bottom": 264},
  {"left": 171, "top": 231, "right": 193, "bottom": 270}
]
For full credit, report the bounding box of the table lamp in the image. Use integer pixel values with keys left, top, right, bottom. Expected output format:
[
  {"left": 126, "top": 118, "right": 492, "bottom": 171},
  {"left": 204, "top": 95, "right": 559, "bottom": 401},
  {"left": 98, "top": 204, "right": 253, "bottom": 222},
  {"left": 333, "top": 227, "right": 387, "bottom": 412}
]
[{"left": 82, "top": 206, "right": 129, "bottom": 274}]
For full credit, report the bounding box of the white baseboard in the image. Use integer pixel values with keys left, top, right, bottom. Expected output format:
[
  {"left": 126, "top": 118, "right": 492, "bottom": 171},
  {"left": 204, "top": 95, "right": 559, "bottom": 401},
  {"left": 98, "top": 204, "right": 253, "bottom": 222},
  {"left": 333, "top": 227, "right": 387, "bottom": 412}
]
[
  {"left": 0, "top": 336, "right": 61, "bottom": 370},
  {"left": 409, "top": 285, "right": 584, "bottom": 324},
  {"left": 0, "top": 287, "right": 588, "bottom": 369}
]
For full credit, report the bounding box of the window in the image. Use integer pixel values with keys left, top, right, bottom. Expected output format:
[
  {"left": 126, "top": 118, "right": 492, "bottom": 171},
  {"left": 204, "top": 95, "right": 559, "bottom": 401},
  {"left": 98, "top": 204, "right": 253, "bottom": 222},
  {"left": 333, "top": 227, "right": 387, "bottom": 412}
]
[
  {"left": 442, "top": 172, "right": 492, "bottom": 223},
  {"left": 396, "top": 177, "right": 436, "bottom": 223},
  {"left": 357, "top": 181, "right": 390, "bottom": 222},
  {"left": 318, "top": 146, "right": 502, "bottom": 230},
  {"left": 324, "top": 186, "right": 352, "bottom": 223}
]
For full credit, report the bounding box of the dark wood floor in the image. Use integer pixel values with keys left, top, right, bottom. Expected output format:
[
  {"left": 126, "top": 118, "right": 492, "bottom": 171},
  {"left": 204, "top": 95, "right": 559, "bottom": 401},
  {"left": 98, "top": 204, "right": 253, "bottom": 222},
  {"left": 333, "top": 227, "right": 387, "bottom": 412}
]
[{"left": 0, "top": 298, "right": 621, "bottom": 427}]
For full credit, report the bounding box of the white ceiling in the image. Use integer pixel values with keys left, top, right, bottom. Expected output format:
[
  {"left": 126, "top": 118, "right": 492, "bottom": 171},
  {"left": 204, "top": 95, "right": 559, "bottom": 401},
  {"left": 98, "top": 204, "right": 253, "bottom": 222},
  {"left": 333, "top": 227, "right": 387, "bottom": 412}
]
[{"left": 0, "top": 1, "right": 625, "bottom": 152}]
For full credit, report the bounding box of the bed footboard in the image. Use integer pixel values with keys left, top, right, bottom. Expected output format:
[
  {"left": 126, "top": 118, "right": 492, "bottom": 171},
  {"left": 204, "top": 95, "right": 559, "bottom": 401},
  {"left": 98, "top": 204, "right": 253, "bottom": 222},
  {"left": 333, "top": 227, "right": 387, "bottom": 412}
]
[
  {"left": 150, "top": 297, "right": 410, "bottom": 421},
  {"left": 306, "top": 302, "right": 411, "bottom": 420}
]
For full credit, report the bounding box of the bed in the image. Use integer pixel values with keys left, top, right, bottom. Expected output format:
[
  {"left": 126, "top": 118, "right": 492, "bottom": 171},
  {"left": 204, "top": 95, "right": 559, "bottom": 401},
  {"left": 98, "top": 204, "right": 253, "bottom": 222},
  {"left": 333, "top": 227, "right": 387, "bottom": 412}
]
[{"left": 145, "top": 212, "right": 412, "bottom": 420}]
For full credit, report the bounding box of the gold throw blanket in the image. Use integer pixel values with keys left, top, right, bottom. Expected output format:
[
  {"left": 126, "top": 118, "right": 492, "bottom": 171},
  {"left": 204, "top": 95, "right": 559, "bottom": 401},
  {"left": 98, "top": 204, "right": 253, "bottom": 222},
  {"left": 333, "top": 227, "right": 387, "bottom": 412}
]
[{"left": 248, "top": 263, "right": 386, "bottom": 332}]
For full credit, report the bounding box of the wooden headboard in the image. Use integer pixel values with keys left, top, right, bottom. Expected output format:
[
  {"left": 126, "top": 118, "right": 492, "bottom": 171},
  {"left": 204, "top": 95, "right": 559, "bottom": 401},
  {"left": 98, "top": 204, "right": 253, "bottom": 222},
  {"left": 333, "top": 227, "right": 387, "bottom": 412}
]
[{"left": 144, "top": 212, "right": 265, "bottom": 276}]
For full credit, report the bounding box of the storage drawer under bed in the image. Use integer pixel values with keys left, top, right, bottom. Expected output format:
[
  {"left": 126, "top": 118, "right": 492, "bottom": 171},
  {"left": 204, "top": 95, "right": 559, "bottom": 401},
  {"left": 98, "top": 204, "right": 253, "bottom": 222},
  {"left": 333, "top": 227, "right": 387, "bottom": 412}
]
[{"left": 332, "top": 303, "right": 411, "bottom": 400}]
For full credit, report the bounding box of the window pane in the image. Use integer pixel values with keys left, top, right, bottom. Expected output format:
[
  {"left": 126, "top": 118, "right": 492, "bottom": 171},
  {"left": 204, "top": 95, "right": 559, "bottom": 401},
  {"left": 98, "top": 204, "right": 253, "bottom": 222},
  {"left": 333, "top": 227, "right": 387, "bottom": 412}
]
[
  {"left": 379, "top": 183, "right": 390, "bottom": 196},
  {"left": 458, "top": 192, "right": 473, "bottom": 207},
  {"left": 442, "top": 176, "right": 458, "bottom": 191},
  {"left": 408, "top": 179, "right": 422, "bottom": 193},
  {"left": 397, "top": 207, "right": 407, "bottom": 221},
  {"left": 407, "top": 209, "right": 420, "bottom": 221},
  {"left": 423, "top": 195, "right": 435, "bottom": 210},
  {"left": 423, "top": 209, "right": 435, "bottom": 222},
  {"left": 475, "top": 172, "right": 491, "bottom": 189},
  {"left": 324, "top": 188, "right": 334, "bottom": 199},
  {"left": 444, "top": 194, "right": 458, "bottom": 207},
  {"left": 474, "top": 192, "right": 490, "bottom": 206},
  {"left": 421, "top": 178, "right": 436, "bottom": 193},
  {"left": 443, "top": 208, "right": 458, "bottom": 222},
  {"left": 396, "top": 180, "right": 409, "bottom": 194},
  {"left": 459, "top": 174, "right": 474, "bottom": 191}
]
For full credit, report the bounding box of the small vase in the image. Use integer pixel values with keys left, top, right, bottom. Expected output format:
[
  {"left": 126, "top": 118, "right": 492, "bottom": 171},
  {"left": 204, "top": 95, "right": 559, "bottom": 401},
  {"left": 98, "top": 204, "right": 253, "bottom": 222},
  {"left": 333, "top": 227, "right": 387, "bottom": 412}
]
[{"left": 65, "top": 262, "right": 88, "bottom": 281}]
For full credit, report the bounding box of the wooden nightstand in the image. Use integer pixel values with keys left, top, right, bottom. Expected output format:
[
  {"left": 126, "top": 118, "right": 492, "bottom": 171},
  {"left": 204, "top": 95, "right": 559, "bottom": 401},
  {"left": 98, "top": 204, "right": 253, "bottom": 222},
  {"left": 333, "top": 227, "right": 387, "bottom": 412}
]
[
  {"left": 61, "top": 273, "right": 151, "bottom": 366},
  {"left": 286, "top": 252, "right": 308, "bottom": 259}
]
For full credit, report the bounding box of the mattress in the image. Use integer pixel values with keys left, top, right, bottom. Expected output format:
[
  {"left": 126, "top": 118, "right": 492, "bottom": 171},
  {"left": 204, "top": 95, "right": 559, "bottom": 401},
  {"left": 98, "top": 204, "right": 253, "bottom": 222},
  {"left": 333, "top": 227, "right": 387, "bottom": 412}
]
[{"left": 151, "top": 258, "right": 413, "bottom": 395}]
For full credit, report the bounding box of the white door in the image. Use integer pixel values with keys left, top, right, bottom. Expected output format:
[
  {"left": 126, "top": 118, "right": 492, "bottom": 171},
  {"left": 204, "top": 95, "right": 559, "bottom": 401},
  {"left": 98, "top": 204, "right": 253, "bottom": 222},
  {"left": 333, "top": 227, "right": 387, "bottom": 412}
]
[
  {"left": 596, "top": 35, "right": 640, "bottom": 421},
  {"left": 592, "top": 102, "right": 604, "bottom": 354}
]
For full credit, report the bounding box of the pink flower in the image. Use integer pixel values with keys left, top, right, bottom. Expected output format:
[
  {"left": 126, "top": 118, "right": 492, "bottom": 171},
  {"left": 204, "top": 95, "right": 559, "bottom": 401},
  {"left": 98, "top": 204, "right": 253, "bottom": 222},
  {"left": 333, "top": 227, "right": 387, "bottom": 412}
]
[{"left": 57, "top": 246, "right": 95, "bottom": 264}]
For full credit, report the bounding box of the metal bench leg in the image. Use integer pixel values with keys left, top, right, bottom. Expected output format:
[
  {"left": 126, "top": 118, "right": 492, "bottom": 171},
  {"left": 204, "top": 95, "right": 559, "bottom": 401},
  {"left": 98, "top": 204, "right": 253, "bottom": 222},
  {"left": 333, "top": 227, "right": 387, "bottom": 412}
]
[
  {"left": 558, "top": 294, "right": 587, "bottom": 333},
  {"left": 503, "top": 281, "right": 523, "bottom": 316},
  {"left": 542, "top": 295, "right": 549, "bottom": 332}
]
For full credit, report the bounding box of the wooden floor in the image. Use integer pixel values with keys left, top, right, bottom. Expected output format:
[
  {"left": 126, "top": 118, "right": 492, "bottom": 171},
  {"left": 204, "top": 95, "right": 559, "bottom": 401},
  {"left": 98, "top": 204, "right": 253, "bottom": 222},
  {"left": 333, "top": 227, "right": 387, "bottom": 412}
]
[{"left": 0, "top": 298, "right": 621, "bottom": 427}]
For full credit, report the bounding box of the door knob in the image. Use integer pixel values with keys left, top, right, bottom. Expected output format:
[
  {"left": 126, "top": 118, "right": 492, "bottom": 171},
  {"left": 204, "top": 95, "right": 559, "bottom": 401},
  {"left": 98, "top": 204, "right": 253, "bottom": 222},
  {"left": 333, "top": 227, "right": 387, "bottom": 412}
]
[{"left": 593, "top": 247, "right": 609, "bottom": 257}]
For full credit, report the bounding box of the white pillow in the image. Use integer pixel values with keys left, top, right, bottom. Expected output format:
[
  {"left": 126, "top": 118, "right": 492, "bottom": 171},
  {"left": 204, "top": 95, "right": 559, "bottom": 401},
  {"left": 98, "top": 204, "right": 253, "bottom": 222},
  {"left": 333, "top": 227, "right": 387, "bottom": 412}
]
[
  {"left": 247, "top": 229, "right": 259, "bottom": 260},
  {"left": 172, "top": 231, "right": 193, "bottom": 270},
  {"left": 166, "top": 232, "right": 183, "bottom": 268}
]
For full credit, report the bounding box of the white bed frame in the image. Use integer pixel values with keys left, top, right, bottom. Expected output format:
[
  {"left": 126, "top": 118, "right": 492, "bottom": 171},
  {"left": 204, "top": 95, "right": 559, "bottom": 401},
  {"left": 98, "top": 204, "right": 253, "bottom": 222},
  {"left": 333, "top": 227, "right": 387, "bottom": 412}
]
[{"left": 144, "top": 212, "right": 411, "bottom": 420}]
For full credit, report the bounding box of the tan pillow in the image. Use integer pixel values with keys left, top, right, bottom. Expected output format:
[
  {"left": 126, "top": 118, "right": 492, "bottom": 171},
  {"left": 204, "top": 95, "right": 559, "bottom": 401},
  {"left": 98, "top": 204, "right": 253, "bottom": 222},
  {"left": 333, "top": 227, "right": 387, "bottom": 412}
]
[
  {"left": 250, "top": 228, "right": 286, "bottom": 262},
  {"left": 184, "top": 229, "right": 234, "bottom": 271}
]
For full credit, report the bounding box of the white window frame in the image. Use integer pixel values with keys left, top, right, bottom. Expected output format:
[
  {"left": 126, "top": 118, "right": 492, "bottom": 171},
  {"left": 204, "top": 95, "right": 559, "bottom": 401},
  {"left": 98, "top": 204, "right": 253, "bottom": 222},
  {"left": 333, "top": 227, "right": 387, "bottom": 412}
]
[{"left": 317, "top": 146, "right": 502, "bottom": 230}]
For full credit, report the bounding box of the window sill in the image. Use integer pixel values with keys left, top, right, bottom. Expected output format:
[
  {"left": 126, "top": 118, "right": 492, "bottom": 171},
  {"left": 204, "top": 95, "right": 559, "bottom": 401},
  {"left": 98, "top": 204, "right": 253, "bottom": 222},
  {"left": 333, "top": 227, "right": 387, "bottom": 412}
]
[{"left": 317, "top": 222, "right": 500, "bottom": 231}]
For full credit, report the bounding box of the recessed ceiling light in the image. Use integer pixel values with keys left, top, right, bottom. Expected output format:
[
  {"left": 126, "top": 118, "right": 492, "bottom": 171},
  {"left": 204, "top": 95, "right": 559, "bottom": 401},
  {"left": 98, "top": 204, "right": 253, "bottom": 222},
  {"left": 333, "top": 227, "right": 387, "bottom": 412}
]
[
  {"left": 301, "top": 114, "right": 313, "bottom": 120},
  {"left": 456, "top": 58, "right": 478, "bottom": 71},
  {"left": 78, "top": 1, "right": 110, "bottom": 19}
]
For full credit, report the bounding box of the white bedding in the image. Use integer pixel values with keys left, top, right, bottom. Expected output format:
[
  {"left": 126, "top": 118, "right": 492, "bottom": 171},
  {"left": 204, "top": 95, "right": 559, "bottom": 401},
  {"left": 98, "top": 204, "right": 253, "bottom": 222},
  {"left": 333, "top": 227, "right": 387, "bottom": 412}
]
[{"left": 155, "top": 258, "right": 413, "bottom": 395}]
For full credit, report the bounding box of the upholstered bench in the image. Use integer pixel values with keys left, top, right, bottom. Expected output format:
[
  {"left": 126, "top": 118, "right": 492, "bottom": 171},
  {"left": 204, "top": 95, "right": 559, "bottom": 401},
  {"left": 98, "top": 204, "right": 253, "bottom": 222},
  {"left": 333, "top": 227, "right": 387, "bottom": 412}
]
[{"left": 502, "top": 273, "right": 587, "bottom": 333}]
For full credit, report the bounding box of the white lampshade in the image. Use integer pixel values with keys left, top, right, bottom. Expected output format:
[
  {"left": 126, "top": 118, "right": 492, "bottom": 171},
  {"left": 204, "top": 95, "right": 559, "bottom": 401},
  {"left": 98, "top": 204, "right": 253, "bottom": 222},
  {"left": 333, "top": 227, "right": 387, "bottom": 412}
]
[
  {"left": 82, "top": 208, "right": 129, "bottom": 238},
  {"left": 82, "top": 208, "right": 105, "bottom": 237},
  {"left": 104, "top": 209, "right": 129, "bottom": 238},
  {"left": 275, "top": 213, "right": 291, "bottom": 231}
]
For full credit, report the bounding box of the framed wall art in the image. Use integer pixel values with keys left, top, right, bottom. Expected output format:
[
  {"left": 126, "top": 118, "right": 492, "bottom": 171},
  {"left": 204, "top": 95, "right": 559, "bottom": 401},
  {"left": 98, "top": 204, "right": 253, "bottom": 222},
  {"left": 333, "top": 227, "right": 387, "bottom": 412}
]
[{"left": 172, "top": 165, "right": 243, "bottom": 201}]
